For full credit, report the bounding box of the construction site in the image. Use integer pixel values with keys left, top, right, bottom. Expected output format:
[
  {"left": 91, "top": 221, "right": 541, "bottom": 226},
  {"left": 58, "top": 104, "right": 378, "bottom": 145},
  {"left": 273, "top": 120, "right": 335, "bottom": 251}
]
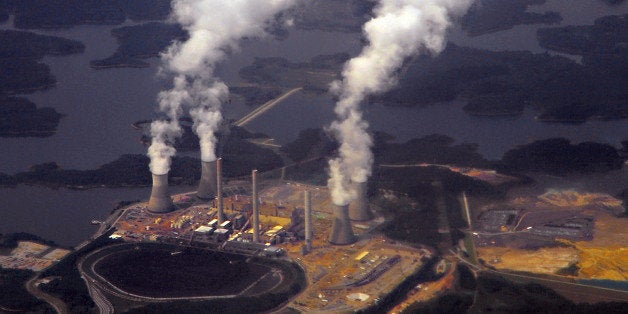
[{"left": 471, "top": 188, "right": 627, "bottom": 281}]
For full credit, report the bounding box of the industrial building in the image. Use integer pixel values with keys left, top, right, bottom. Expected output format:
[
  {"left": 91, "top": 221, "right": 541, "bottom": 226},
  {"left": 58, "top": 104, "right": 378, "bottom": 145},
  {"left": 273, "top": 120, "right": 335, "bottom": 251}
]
[
  {"left": 478, "top": 208, "right": 521, "bottom": 232},
  {"left": 143, "top": 155, "right": 374, "bottom": 249}
]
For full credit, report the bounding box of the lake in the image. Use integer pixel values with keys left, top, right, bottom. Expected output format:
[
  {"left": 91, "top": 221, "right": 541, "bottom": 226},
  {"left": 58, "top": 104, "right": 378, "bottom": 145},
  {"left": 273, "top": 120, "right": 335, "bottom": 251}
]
[{"left": 0, "top": 1, "right": 626, "bottom": 246}]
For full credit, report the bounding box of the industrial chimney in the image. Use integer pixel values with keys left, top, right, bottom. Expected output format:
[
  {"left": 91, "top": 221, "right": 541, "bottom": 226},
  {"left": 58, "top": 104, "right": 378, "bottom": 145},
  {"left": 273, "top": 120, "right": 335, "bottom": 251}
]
[
  {"left": 197, "top": 160, "right": 217, "bottom": 199},
  {"left": 216, "top": 158, "right": 225, "bottom": 223},
  {"left": 349, "top": 181, "right": 371, "bottom": 221},
  {"left": 329, "top": 204, "right": 355, "bottom": 245},
  {"left": 252, "top": 169, "right": 260, "bottom": 243},
  {"left": 304, "top": 190, "right": 313, "bottom": 251},
  {"left": 148, "top": 173, "right": 174, "bottom": 213}
]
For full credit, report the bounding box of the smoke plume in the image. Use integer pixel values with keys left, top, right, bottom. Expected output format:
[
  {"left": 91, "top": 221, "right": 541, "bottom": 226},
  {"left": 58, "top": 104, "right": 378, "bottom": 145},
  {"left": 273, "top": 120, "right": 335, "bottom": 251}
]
[
  {"left": 148, "top": 0, "right": 298, "bottom": 174},
  {"left": 328, "top": 0, "right": 474, "bottom": 205}
]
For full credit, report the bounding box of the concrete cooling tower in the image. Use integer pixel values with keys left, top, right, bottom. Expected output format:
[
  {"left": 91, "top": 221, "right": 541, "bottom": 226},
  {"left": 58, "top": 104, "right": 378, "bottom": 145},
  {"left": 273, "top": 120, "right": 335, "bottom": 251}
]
[
  {"left": 328, "top": 204, "right": 355, "bottom": 245},
  {"left": 148, "top": 173, "right": 174, "bottom": 213},
  {"left": 197, "top": 160, "right": 217, "bottom": 199},
  {"left": 349, "top": 181, "right": 371, "bottom": 221}
]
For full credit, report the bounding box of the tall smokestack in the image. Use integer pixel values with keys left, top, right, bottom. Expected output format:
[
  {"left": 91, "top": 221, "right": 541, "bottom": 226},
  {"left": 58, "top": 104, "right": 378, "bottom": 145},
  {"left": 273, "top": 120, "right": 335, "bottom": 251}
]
[
  {"left": 197, "top": 160, "right": 217, "bottom": 199},
  {"left": 148, "top": 173, "right": 174, "bottom": 213},
  {"left": 349, "top": 181, "right": 371, "bottom": 221},
  {"left": 216, "top": 158, "right": 225, "bottom": 223},
  {"left": 304, "top": 190, "right": 313, "bottom": 251},
  {"left": 329, "top": 204, "right": 355, "bottom": 245},
  {"left": 252, "top": 169, "right": 260, "bottom": 243}
]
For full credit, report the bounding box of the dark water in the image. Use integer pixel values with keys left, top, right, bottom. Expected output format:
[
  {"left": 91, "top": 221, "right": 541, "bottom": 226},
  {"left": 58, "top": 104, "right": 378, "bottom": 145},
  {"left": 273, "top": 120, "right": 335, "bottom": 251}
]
[
  {"left": 0, "top": 25, "right": 167, "bottom": 174},
  {"left": 577, "top": 279, "right": 628, "bottom": 292},
  {"left": 0, "top": 185, "right": 149, "bottom": 247},
  {"left": 0, "top": 184, "right": 193, "bottom": 247},
  {"left": 247, "top": 97, "right": 628, "bottom": 160},
  {"left": 0, "top": 2, "right": 626, "bottom": 246}
]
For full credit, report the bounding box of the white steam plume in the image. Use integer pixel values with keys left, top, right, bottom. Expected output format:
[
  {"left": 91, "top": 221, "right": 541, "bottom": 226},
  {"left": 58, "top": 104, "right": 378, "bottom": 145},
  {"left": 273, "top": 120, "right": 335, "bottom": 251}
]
[
  {"left": 328, "top": 0, "right": 474, "bottom": 205},
  {"left": 148, "top": 0, "right": 298, "bottom": 173}
]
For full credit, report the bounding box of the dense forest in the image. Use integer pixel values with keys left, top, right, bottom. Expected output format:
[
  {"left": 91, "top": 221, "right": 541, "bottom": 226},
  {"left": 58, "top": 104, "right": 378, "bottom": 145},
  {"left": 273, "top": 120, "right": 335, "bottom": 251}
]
[
  {"left": 461, "top": 0, "right": 562, "bottom": 36},
  {"left": 378, "top": 44, "right": 626, "bottom": 122},
  {"left": 91, "top": 22, "right": 187, "bottom": 68},
  {"left": 500, "top": 138, "right": 624, "bottom": 175},
  {"left": 538, "top": 14, "right": 627, "bottom": 56},
  {"left": 281, "top": 128, "right": 624, "bottom": 183},
  {"left": 237, "top": 39, "right": 626, "bottom": 123},
  {"left": 0, "top": 268, "right": 53, "bottom": 312},
  {"left": 0, "top": 30, "right": 84, "bottom": 137},
  {"left": 0, "top": 30, "right": 83, "bottom": 95},
  {"left": 0, "top": 232, "right": 58, "bottom": 250},
  {"left": 238, "top": 53, "right": 349, "bottom": 93},
  {"left": 0, "top": 97, "right": 63, "bottom": 137}
]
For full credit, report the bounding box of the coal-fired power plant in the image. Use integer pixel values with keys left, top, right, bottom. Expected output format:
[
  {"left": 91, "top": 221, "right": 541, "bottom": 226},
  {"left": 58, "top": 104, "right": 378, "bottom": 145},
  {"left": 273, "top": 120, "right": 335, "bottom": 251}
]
[
  {"left": 148, "top": 173, "right": 174, "bottom": 213},
  {"left": 349, "top": 181, "right": 371, "bottom": 221},
  {"left": 216, "top": 158, "right": 225, "bottom": 223},
  {"left": 304, "top": 190, "right": 313, "bottom": 251},
  {"left": 252, "top": 169, "right": 260, "bottom": 243},
  {"left": 197, "top": 160, "right": 218, "bottom": 199},
  {"left": 329, "top": 204, "right": 355, "bottom": 245}
]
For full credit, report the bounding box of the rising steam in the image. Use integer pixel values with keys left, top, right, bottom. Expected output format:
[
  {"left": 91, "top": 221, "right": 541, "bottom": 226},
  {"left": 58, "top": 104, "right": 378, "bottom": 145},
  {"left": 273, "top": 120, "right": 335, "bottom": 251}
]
[
  {"left": 328, "top": 0, "right": 474, "bottom": 205},
  {"left": 148, "top": 0, "right": 298, "bottom": 174}
]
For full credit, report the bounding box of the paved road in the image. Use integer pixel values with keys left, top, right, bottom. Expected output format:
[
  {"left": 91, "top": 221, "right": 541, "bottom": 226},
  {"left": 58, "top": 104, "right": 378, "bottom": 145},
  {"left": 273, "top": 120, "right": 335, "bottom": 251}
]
[
  {"left": 25, "top": 276, "right": 68, "bottom": 314},
  {"left": 84, "top": 279, "right": 114, "bottom": 314},
  {"left": 235, "top": 87, "right": 303, "bottom": 127},
  {"left": 494, "top": 270, "right": 628, "bottom": 303},
  {"left": 451, "top": 251, "right": 628, "bottom": 303}
]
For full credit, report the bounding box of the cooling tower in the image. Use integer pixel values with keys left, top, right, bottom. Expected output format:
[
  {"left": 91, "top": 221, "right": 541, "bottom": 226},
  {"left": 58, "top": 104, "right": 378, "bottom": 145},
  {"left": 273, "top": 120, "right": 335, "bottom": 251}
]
[
  {"left": 148, "top": 173, "right": 174, "bottom": 213},
  {"left": 197, "top": 160, "right": 217, "bottom": 199},
  {"left": 349, "top": 181, "right": 371, "bottom": 221},
  {"left": 252, "top": 170, "right": 260, "bottom": 243},
  {"left": 329, "top": 204, "right": 355, "bottom": 245},
  {"left": 216, "top": 158, "right": 225, "bottom": 223},
  {"left": 304, "top": 190, "right": 313, "bottom": 251}
]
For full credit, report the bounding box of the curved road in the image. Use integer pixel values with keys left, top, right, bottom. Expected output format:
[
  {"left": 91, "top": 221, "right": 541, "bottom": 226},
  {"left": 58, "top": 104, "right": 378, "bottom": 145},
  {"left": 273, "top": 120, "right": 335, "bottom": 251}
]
[{"left": 25, "top": 276, "right": 68, "bottom": 314}]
